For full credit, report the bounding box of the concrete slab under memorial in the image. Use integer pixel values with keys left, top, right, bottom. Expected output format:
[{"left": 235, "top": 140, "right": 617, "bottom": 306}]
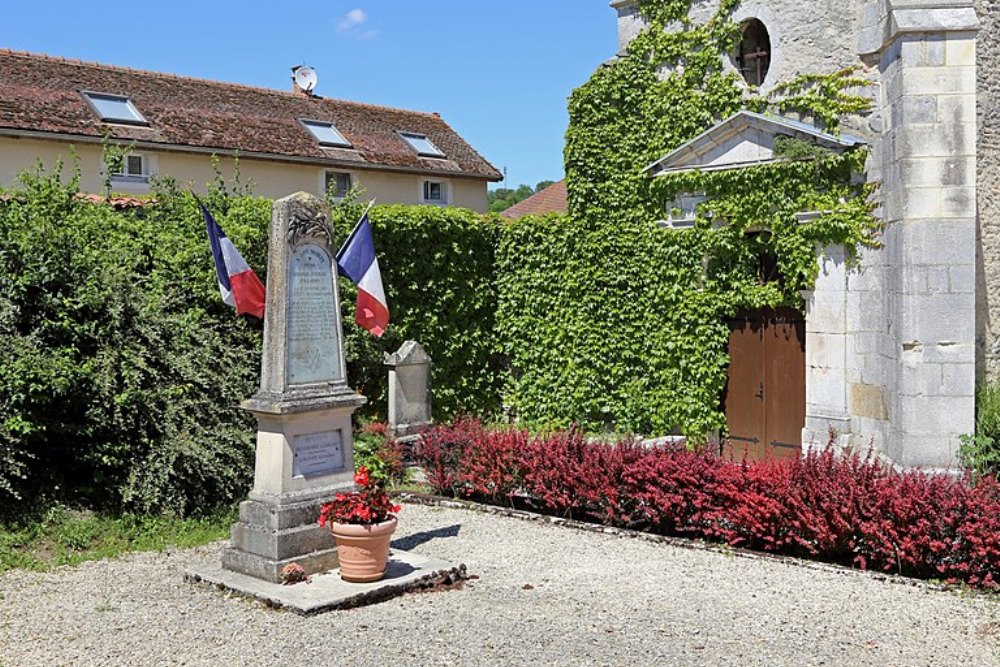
[{"left": 187, "top": 550, "right": 464, "bottom": 615}]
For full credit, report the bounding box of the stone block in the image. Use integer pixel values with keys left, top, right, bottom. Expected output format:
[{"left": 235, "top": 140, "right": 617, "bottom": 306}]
[
  {"left": 940, "top": 186, "right": 976, "bottom": 217},
  {"left": 942, "top": 363, "right": 975, "bottom": 396},
  {"left": 385, "top": 340, "right": 433, "bottom": 437},
  {"left": 900, "top": 67, "right": 976, "bottom": 95},
  {"left": 221, "top": 546, "right": 341, "bottom": 585},
  {"left": 896, "top": 122, "right": 976, "bottom": 158},
  {"left": 937, "top": 94, "right": 977, "bottom": 123},
  {"left": 807, "top": 366, "right": 846, "bottom": 411},
  {"left": 948, "top": 263, "right": 975, "bottom": 293},
  {"left": 897, "top": 434, "right": 961, "bottom": 470},
  {"left": 805, "top": 291, "right": 846, "bottom": 334},
  {"left": 899, "top": 395, "right": 973, "bottom": 437},
  {"left": 898, "top": 157, "right": 973, "bottom": 187},
  {"left": 860, "top": 352, "right": 893, "bottom": 386},
  {"left": 897, "top": 292, "right": 975, "bottom": 343},
  {"left": 899, "top": 362, "right": 944, "bottom": 397},
  {"left": 849, "top": 383, "right": 889, "bottom": 420},
  {"left": 944, "top": 34, "right": 977, "bottom": 66},
  {"left": 231, "top": 521, "right": 334, "bottom": 562},
  {"left": 922, "top": 341, "right": 975, "bottom": 364},
  {"left": 925, "top": 34, "right": 946, "bottom": 66},
  {"left": 901, "top": 186, "right": 943, "bottom": 218},
  {"left": 807, "top": 332, "right": 846, "bottom": 370},
  {"left": 892, "top": 9, "right": 980, "bottom": 37},
  {"left": 894, "top": 95, "right": 937, "bottom": 124},
  {"left": 898, "top": 219, "right": 975, "bottom": 265}
]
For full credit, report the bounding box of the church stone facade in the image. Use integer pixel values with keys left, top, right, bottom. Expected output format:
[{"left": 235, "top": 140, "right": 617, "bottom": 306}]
[{"left": 611, "top": 0, "right": 999, "bottom": 469}]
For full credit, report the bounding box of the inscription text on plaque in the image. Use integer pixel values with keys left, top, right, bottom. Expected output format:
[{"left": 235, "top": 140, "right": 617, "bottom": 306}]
[
  {"left": 292, "top": 430, "right": 344, "bottom": 478},
  {"left": 287, "top": 244, "right": 343, "bottom": 384}
]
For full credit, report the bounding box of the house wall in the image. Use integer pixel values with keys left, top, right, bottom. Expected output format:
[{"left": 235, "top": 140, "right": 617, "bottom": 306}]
[{"left": 0, "top": 135, "right": 489, "bottom": 212}]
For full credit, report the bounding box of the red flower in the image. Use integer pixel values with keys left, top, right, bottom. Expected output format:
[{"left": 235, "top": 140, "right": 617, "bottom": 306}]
[{"left": 318, "top": 467, "right": 401, "bottom": 527}]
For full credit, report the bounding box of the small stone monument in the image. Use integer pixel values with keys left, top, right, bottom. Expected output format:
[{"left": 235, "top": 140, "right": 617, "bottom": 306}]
[
  {"left": 384, "top": 340, "right": 433, "bottom": 438},
  {"left": 222, "top": 192, "right": 366, "bottom": 583}
]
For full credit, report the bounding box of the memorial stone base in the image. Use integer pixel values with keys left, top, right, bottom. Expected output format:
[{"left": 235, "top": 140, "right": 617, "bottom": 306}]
[{"left": 223, "top": 389, "right": 365, "bottom": 583}]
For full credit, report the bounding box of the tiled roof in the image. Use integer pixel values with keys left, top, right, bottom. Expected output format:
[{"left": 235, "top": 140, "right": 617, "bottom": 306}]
[
  {"left": 500, "top": 180, "right": 567, "bottom": 219},
  {"left": 0, "top": 49, "right": 501, "bottom": 181}
]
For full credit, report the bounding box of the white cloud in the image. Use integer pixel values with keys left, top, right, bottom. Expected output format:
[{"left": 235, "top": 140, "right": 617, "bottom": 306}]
[
  {"left": 337, "top": 8, "right": 367, "bottom": 32},
  {"left": 358, "top": 29, "right": 378, "bottom": 41}
]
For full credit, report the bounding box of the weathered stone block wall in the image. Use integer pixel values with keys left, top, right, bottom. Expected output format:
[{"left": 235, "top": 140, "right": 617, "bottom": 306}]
[
  {"left": 975, "top": 0, "right": 1000, "bottom": 378},
  {"left": 612, "top": 0, "right": 869, "bottom": 90},
  {"left": 859, "top": 1, "right": 979, "bottom": 468}
]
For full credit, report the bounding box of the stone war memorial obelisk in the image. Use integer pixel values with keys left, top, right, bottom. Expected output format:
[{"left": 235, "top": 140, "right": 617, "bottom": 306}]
[{"left": 221, "top": 192, "right": 365, "bottom": 583}]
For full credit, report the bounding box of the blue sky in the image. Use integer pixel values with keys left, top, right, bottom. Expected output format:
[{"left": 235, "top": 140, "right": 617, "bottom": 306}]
[{"left": 0, "top": 2, "right": 618, "bottom": 190}]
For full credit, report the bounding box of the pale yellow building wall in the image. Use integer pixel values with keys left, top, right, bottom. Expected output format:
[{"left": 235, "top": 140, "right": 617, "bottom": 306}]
[{"left": 0, "top": 135, "right": 490, "bottom": 212}]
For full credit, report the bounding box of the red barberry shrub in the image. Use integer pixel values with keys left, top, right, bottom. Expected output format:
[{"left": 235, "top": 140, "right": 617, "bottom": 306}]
[
  {"left": 416, "top": 418, "right": 1000, "bottom": 588},
  {"left": 416, "top": 417, "right": 482, "bottom": 496}
]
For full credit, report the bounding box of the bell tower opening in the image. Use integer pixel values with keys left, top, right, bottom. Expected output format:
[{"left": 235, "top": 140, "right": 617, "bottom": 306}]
[{"left": 733, "top": 19, "right": 772, "bottom": 87}]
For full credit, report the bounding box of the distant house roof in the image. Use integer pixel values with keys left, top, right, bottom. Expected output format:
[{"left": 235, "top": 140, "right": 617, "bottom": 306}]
[
  {"left": 500, "top": 180, "right": 568, "bottom": 219},
  {"left": 644, "top": 111, "right": 864, "bottom": 176},
  {"left": 0, "top": 49, "right": 502, "bottom": 181}
]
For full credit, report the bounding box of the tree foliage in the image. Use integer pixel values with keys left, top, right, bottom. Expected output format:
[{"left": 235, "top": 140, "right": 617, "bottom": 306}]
[{"left": 488, "top": 180, "right": 558, "bottom": 213}]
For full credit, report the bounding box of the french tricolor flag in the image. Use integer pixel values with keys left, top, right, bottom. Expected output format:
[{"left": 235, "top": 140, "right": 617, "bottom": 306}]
[
  {"left": 336, "top": 207, "right": 389, "bottom": 337},
  {"left": 201, "top": 202, "right": 266, "bottom": 319}
]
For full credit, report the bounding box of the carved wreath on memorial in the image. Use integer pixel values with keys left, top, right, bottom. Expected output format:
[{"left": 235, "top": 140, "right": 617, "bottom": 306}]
[{"left": 286, "top": 206, "right": 334, "bottom": 248}]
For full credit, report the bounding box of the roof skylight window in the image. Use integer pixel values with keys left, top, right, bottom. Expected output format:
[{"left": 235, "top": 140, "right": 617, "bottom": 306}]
[
  {"left": 401, "top": 132, "right": 445, "bottom": 158},
  {"left": 82, "top": 92, "right": 147, "bottom": 125},
  {"left": 301, "top": 120, "right": 352, "bottom": 148}
]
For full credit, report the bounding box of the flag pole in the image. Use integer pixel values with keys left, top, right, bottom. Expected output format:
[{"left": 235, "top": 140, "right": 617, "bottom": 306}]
[{"left": 337, "top": 198, "right": 377, "bottom": 260}]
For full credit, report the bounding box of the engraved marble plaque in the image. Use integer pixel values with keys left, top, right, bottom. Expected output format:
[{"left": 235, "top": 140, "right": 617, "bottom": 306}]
[
  {"left": 286, "top": 244, "right": 343, "bottom": 385},
  {"left": 292, "top": 430, "right": 344, "bottom": 478}
]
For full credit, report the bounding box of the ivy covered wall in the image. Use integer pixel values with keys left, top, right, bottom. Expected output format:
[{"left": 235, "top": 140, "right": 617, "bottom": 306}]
[{"left": 496, "top": 0, "right": 881, "bottom": 437}]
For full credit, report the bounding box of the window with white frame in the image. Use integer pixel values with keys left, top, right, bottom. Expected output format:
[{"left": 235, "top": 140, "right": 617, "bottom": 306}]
[
  {"left": 325, "top": 171, "right": 353, "bottom": 198},
  {"left": 422, "top": 180, "right": 445, "bottom": 203},
  {"left": 82, "top": 92, "right": 147, "bottom": 125},
  {"left": 112, "top": 153, "right": 149, "bottom": 182}
]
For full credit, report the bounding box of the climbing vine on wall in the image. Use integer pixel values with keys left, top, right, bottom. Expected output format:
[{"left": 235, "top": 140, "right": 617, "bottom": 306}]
[{"left": 497, "top": 0, "right": 881, "bottom": 438}]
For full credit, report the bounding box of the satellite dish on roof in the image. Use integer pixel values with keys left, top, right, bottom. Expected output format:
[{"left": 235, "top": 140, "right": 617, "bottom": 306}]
[{"left": 293, "top": 65, "right": 318, "bottom": 94}]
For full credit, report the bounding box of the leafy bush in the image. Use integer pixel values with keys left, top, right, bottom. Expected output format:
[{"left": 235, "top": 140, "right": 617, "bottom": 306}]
[
  {"left": 0, "top": 167, "right": 502, "bottom": 512},
  {"left": 352, "top": 423, "right": 407, "bottom": 488},
  {"left": 961, "top": 379, "right": 1000, "bottom": 477},
  {"left": 329, "top": 203, "right": 502, "bottom": 420},
  {"left": 418, "top": 419, "right": 1000, "bottom": 588},
  {"left": 0, "top": 168, "right": 267, "bottom": 513}
]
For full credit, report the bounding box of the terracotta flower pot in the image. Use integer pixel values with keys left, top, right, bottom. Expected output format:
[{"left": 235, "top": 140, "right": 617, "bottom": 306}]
[{"left": 330, "top": 518, "right": 398, "bottom": 583}]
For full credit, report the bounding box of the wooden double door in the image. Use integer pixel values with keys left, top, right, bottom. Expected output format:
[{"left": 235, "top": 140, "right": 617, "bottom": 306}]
[{"left": 722, "top": 307, "right": 805, "bottom": 461}]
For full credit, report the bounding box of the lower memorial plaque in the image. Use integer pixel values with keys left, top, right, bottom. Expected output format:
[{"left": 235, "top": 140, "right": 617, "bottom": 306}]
[{"left": 292, "top": 430, "right": 344, "bottom": 478}]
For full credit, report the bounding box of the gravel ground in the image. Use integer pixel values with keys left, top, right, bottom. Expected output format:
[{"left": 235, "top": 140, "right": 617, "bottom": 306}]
[{"left": 1, "top": 502, "right": 998, "bottom": 667}]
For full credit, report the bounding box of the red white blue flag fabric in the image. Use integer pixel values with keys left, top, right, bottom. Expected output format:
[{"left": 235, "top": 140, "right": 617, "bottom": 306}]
[
  {"left": 201, "top": 203, "right": 266, "bottom": 319},
  {"left": 336, "top": 211, "right": 389, "bottom": 337}
]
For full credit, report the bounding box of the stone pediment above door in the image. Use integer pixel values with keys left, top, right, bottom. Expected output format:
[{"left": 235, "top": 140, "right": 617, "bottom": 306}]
[{"left": 644, "top": 111, "right": 864, "bottom": 177}]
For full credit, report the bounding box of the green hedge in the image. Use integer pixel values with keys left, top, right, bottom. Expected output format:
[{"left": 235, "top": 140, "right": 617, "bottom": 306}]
[
  {"left": 0, "top": 170, "right": 501, "bottom": 512},
  {"left": 330, "top": 203, "right": 502, "bottom": 420},
  {"left": 0, "top": 170, "right": 267, "bottom": 514}
]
